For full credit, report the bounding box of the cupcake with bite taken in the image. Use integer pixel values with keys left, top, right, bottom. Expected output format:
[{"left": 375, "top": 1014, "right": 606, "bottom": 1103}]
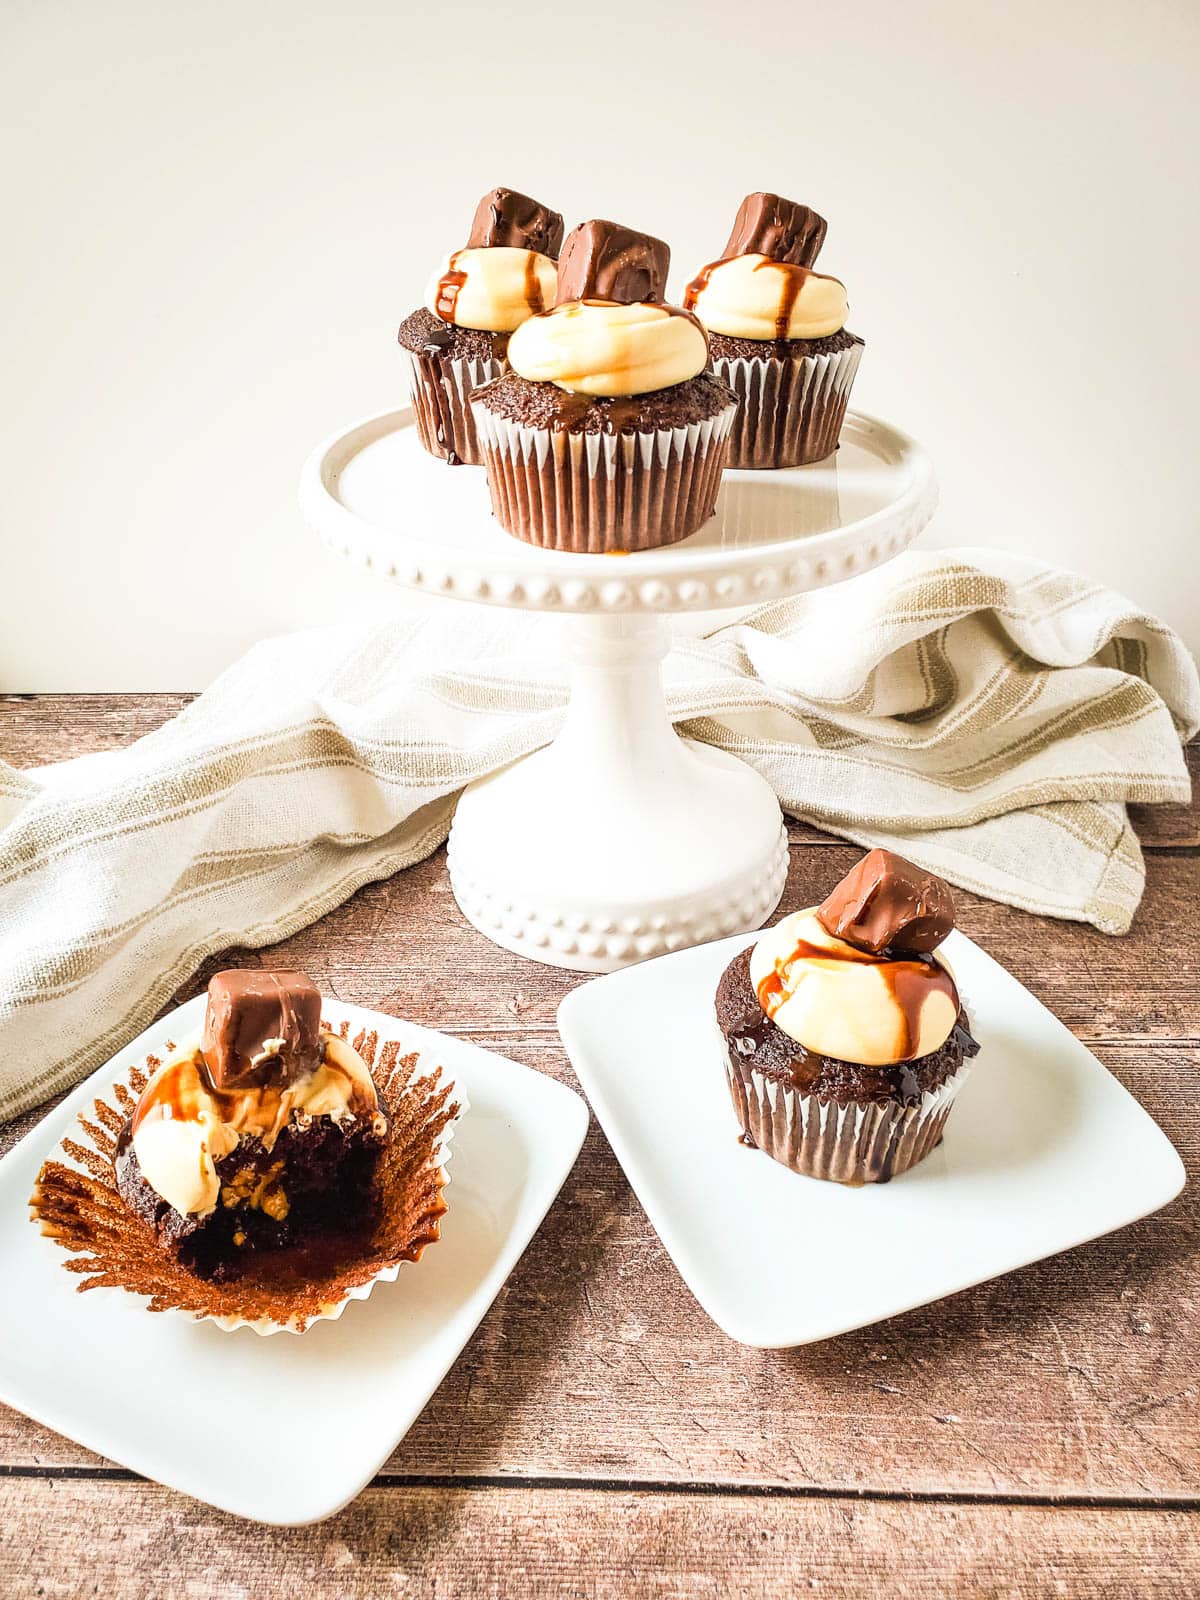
[
  {"left": 685, "top": 191, "right": 864, "bottom": 468},
  {"left": 31, "top": 968, "right": 461, "bottom": 1330},
  {"left": 716, "top": 850, "right": 980, "bottom": 1184},
  {"left": 397, "top": 187, "right": 563, "bottom": 465},
  {"left": 471, "top": 219, "right": 737, "bottom": 552}
]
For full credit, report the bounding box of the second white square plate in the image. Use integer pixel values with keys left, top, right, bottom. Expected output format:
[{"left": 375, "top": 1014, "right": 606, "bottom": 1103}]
[
  {"left": 558, "top": 930, "right": 1184, "bottom": 1348},
  {"left": 0, "top": 997, "right": 588, "bottom": 1524}
]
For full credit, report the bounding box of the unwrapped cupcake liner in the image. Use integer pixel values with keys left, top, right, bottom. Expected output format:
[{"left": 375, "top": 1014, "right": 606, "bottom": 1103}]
[
  {"left": 471, "top": 398, "right": 736, "bottom": 552},
  {"left": 723, "top": 973, "right": 978, "bottom": 1185},
  {"left": 29, "top": 1021, "right": 465, "bottom": 1335},
  {"left": 400, "top": 347, "right": 504, "bottom": 466},
  {"left": 713, "top": 341, "right": 863, "bottom": 469}
]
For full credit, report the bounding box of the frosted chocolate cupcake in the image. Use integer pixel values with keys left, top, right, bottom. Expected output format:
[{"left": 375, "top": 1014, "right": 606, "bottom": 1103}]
[
  {"left": 31, "top": 969, "right": 461, "bottom": 1330},
  {"left": 471, "top": 219, "right": 737, "bottom": 552},
  {"left": 717, "top": 851, "right": 980, "bottom": 1184},
  {"left": 397, "top": 187, "right": 563, "bottom": 465},
  {"left": 685, "top": 192, "right": 863, "bottom": 468}
]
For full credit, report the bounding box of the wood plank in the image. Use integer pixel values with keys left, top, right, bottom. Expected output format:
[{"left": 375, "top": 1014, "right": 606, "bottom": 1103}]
[
  {"left": 2, "top": 696, "right": 1197, "bottom": 1504},
  {"left": 3, "top": 1032, "right": 1196, "bottom": 1499},
  {"left": 1, "top": 1480, "right": 1197, "bottom": 1599},
  {"left": 0, "top": 692, "right": 192, "bottom": 766}
]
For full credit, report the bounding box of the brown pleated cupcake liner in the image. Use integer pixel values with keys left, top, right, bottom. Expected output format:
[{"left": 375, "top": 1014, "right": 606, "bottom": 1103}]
[
  {"left": 471, "top": 400, "right": 737, "bottom": 553},
  {"left": 724, "top": 1049, "right": 975, "bottom": 1185},
  {"left": 400, "top": 348, "right": 504, "bottom": 466},
  {"left": 29, "top": 1021, "right": 463, "bottom": 1334},
  {"left": 713, "top": 341, "right": 863, "bottom": 469}
]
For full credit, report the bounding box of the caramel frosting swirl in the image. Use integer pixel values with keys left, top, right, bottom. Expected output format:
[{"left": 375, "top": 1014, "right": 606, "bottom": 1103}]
[
  {"left": 426, "top": 246, "right": 557, "bottom": 334},
  {"left": 506, "top": 300, "right": 709, "bottom": 397},
  {"left": 129, "top": 1031, "right": 380, "bottom": 1217},
  {"left": 684, "top": 253, "right": 849, "bottom": 341},
  {"left": 749, "top": 909, "right": 959, "bottom": 1066}
]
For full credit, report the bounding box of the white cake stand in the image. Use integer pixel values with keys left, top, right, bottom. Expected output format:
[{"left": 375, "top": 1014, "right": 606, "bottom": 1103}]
[{"left": 299, "top": 409, "right": 936, "bottom": 973}]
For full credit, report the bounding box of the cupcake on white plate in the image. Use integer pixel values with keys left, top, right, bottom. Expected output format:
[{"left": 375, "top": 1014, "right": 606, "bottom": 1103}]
[
  {"left": 685, "top": 190, "right": 864, "bottom": 468},
  {"left": 30, "top": 969, "right": 462, "bottom": 1332},
  {"left": 397, "top": 187, "right": 563, "bottom": 465},
  {"left": 715, "top": 850, "right": 980, "bottom": 1184}
]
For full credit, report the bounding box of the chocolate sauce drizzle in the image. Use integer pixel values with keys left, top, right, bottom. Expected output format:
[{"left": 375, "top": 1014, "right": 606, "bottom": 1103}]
[
  {"left": 523, "top": 251, "right": 547, "bottom": 315},
  {"left": 755, "top": 937, "right": 958, "bottom": 1064},
  {"left": 413, "top": 320, "right": 460, "bottom": 464},
  {"left": 684, "top": 257, "right": 821, "bottom": 342}
]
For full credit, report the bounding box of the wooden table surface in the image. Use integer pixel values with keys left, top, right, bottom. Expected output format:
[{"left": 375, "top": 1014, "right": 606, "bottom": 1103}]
[{"left": 2, "top": 696, "right": 1198, "bottom": 1598}]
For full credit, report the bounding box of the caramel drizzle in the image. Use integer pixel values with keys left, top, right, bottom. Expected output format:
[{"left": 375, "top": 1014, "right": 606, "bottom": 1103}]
[
  {"left": 755, "top": 938, "right": 957, "bottom": 1063},
  {"left": 129, "top": 1040, "right": 373, "bottom": 1149}
]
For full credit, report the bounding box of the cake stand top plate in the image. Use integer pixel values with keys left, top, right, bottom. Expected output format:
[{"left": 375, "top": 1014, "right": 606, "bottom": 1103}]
[{"left": 299, "top": 408, "right": 937, "bottom": 615}]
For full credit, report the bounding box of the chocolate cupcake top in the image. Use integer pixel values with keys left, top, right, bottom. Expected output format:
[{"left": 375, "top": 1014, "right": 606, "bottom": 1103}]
[
  {"left": 749, "top": 851, "right": 961, "bottom": 1066},
  {"left": 684, "top": 190, "right": 850, "bottom": 343},
  {"left": 122, "top": 970, "right": 384, "bottom": 1219},
  {"left": 506, "top": 219, "right": 710, "bottom": 399},
  {"left": 425, "top": 187, "right": 564, "bottom": 336}
]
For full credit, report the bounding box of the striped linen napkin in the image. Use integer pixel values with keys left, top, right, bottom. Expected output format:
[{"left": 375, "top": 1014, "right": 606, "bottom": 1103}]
[{"left": 1, "top": 547, "right": 1195, "bottom": 1121}]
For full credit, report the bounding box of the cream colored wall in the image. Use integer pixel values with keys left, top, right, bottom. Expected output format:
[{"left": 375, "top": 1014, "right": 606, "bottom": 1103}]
[{"left": 2, "top": 0, "right": 1197, "bottom": 690}]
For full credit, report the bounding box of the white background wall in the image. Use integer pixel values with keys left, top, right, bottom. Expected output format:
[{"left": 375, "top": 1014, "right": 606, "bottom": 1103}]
[{"left": 2, "top": 0, "right": 1197, "bottom": 691}]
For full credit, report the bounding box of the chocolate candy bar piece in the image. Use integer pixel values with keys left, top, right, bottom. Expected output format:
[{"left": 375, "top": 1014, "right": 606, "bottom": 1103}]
[
  {"left": 466, "top": 188, "right": 565, "bottom": 258},
  {"left": 816, "top": 849, "right": 955, "bottom": 955},
  {"left": 722, "top": 191, "right": 828, "bottom": 268},
  {"left": 556, "top": 219, "right": 670, "bottom": 304},
  {"left": 201, "top": 970, "right": 323, "bottom": 1089}
]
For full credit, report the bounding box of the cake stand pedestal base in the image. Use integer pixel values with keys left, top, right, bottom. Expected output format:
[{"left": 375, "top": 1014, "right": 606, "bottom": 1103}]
[{"left": 447, "top": 613, "right": 788, "bottom": 973}]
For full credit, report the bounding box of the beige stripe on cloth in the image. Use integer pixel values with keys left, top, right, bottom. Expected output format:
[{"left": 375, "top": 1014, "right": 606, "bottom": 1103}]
[{"left": 1, "top": 548, "right": 1196, "bottom": 1121}]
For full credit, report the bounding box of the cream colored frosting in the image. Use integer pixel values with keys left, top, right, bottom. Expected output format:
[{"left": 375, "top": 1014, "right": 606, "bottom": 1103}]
[
  {"left": 506, "top": 300, "right": 709, "bottom": 397},
  {"left": 425, "top": 246, "right": 557, "bottom": 333},
  {"left": 129, "top": 1031, "right": 379, "bottom": 1218},
  {"left": 748, "top": 909, "right": 958, "bottom": 1066},
  {"left": 685, "top": 254, "right": 849, "bottom": 341}
]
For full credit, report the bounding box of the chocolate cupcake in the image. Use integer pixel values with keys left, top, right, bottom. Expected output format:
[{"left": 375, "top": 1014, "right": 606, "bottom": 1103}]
[
  {"left": 471, "top": 219, "right": 737, "bottom": 552},
  {"left": 31, "top": 969, "right": 462, "bottom": 1331},
  {"left": 397, "top": 187, "right": 564, "bottom": 465},
  {"left": 717, "top": 851, "right": 980, "bottom": 1184},
  {"left": 684, "top": 191, "right": 864, "bottom": 468}
]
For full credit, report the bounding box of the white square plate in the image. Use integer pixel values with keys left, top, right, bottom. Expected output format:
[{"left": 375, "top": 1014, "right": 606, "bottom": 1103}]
[
  {"left": 0, "top": 997, "right": 588, "bottom": 1524},
  {"left": 558, "top": 930, "right": 1184, "bottom": 1348}
]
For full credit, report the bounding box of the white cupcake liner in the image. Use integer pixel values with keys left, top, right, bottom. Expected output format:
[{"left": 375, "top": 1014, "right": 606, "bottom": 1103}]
[
  {"left": 400, "top": 347, "right": 504, "bottom": 465},
  {"left": 32, "top": 1038, "right": 465, "bottom": 1336},
  {"left": 471, "top": 397, "right": 736, "bottom": 552},
  {"left": 712, "top": 339, "right": 862, "bottom": 469},
  {"left": 723, "top": 972, "right": 978, "bottom": 1185}
]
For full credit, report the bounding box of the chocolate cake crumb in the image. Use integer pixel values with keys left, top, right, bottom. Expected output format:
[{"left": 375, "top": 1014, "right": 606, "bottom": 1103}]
[
  {"left": 398, "top": 306, "right": 507, "bottom": 364},
  {"left": 706, "top": 327, "right": 862, "bottom": 363},
  {"left": 473, "top": 369, "right": 735, "bottom": 435}
]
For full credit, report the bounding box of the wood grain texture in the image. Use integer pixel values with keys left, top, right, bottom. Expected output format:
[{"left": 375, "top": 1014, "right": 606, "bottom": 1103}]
[
  {"left": 2, "top": 1032, "right": 1195, "bottom": 1497},
  {"left": 1, "top": 1480, "right": 1197, "bottom": 1599},
  {"left": 1, "top": 694, "right": 1197, "bottom": 1592}
]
